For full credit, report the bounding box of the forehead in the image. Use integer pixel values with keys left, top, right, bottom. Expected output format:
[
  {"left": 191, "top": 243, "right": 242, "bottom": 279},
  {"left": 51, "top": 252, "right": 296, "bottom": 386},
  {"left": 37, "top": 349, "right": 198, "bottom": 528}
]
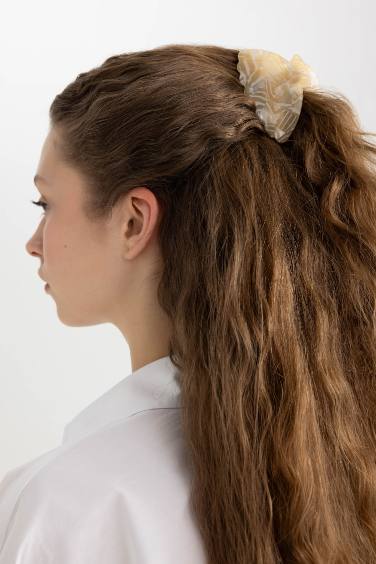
[
  {"left": 34, "top": 173, "right": 48, "bottom": 186},
  {"left": 35, "top": 129, "right": 61, "bottom": 176},
  {"left": 34, "top": 129, "right": 86, "bottom": 198}
]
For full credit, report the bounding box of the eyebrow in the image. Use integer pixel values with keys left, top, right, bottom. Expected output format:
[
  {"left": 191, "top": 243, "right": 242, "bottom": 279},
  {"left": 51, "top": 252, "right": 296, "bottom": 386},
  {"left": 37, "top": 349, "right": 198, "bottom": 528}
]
[{"left": 34, "top": 174, "right": 48, "bottom": 186}]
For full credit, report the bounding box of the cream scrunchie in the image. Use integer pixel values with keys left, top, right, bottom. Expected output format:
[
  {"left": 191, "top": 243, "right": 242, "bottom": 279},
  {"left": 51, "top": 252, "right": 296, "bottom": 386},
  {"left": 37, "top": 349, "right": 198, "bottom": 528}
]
[{"left": 237, "top": 48, "right": 319, "bottom": 143}]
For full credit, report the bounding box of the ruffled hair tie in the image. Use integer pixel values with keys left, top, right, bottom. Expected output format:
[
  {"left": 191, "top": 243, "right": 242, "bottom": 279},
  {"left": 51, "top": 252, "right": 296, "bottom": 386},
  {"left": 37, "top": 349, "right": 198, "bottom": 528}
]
[{"left": 237, "top": 48, "right": 320, "bottom": 143}]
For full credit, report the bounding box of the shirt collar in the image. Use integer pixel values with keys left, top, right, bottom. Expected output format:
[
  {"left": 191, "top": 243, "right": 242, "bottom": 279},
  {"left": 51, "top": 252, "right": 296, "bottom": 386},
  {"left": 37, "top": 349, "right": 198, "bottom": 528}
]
[{"left": 62, "top": 355, "right": 181, "bottom": 446}]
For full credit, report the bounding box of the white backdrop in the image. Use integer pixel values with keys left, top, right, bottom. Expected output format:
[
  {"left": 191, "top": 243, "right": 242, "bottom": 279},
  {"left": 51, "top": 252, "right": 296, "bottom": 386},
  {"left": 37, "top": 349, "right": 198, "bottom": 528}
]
[{"left": 0, "top": 0, "right": 375, "bottom": 480}]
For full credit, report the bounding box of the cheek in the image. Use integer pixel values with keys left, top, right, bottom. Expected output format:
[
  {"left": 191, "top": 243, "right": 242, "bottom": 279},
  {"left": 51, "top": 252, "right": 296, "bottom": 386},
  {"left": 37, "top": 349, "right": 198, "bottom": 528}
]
[
  {"left": 42, "top": 219, "right": 80, "bottom": 275},
  {"left": 43, "top": 216, "right": 117, "bottom": 294}
]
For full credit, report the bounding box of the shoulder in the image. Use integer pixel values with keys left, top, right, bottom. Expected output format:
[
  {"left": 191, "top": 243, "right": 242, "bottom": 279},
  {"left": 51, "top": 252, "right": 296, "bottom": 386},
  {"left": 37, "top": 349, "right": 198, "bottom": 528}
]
[
  {"left": 4, "top": 408, "right": 188, "bottom": 513},
  {"left": 39, "top": 407, "right": 189, "bottom": 497},
  {"left": 0, "top": 409, "right": 206, "bottom": 564}
]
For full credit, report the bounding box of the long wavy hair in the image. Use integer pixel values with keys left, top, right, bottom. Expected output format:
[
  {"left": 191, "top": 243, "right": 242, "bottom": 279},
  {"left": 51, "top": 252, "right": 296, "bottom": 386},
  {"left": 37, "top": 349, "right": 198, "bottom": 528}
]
[{"left": 49, "top": 44, "right": 376, "bottom": 563}]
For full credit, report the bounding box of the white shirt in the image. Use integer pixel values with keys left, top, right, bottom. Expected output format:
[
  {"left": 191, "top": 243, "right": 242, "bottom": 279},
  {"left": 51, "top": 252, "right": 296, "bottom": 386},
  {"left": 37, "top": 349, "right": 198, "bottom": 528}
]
[{"left": 0, "top": 355, "right": 207, "bottom": 563}]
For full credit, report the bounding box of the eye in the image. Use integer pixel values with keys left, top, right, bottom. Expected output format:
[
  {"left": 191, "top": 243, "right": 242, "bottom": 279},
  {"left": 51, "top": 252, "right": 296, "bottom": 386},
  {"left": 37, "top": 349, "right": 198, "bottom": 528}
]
[{"left": 31, "top": 199, "right": 48, "bottom": 215}]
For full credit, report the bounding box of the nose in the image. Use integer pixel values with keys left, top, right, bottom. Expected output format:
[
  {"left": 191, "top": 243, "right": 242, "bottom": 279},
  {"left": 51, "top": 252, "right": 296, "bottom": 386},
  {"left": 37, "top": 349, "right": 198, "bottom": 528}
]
[{"left": 25, "top": 233, "right": 42, "bottom": 258}]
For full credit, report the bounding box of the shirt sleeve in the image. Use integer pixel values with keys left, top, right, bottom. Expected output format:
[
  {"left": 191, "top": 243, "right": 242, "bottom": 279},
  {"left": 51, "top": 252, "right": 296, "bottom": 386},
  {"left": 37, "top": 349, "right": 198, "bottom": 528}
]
[
  {"left": 0, "top": 452, "right": 60, "bottom": 562},
  {"left": 0, "top": 473, "right": 139, "bottom": 564}
]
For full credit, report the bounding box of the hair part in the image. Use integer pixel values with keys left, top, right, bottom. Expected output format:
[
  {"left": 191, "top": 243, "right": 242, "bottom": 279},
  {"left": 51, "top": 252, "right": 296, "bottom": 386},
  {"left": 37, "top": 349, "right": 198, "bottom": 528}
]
[{"left": 49, "top": 43, "right": 376, "bottom": 563}]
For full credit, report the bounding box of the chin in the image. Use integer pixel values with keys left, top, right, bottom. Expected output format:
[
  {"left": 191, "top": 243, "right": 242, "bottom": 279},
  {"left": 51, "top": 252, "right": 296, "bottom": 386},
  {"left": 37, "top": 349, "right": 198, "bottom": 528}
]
[{"left": 56, "top": 309, "right": 108, "bottom": 328}]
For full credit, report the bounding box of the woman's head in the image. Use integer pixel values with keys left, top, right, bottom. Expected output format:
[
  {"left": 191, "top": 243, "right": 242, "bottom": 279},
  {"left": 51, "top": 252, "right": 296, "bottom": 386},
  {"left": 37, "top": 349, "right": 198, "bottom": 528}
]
[
  {"left": 27, "top": 125, "right": 165, "bottom": 330},
  {"left": 26, "top": 44, "right": 376, "bottom": 562}
]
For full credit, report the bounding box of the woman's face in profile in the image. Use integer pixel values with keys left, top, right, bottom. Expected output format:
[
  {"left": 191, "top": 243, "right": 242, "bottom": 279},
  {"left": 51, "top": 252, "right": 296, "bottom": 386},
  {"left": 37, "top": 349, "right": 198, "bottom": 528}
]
[{"left": 25, "top": 127, "right": 135, "bottom": 328}]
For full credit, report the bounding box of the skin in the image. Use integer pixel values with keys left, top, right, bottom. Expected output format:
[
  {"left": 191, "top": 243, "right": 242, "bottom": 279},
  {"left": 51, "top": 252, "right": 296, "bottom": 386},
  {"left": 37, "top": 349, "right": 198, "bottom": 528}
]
[{"left": 25, "top": 127, "right": 173, "bottom": 373}]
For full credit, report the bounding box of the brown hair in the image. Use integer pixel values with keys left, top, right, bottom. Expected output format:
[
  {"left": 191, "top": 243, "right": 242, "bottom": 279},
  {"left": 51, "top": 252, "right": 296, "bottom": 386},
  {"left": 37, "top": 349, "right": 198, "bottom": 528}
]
[{"left": 49, "top": 44, "right": 376, "bottom": 563}]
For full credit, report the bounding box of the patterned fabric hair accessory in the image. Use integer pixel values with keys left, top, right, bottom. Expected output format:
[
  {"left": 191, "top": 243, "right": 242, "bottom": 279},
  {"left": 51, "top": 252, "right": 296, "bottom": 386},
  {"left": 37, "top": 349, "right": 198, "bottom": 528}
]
[{"left": 237, "top": 48, "right": 320, "bottom": 143}]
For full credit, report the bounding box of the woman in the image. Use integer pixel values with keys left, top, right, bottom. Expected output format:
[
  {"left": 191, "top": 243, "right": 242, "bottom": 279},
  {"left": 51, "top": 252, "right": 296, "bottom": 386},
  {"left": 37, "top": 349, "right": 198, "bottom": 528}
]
[{"left": 1, "top": 44, "right": 376, "bottom": 563}]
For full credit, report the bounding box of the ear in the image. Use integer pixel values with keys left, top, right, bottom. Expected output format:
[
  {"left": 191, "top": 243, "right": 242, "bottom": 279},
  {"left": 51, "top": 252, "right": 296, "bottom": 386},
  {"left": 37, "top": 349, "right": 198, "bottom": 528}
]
[{"left": 121, "top": 187, "right": 162, "bottom": 260}]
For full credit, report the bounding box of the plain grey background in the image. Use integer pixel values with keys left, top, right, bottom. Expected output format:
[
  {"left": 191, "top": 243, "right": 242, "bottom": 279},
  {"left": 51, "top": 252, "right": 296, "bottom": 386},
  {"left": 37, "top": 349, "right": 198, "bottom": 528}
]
[{"left": 0, "top": 0, "right": 375, "bottom": 481}]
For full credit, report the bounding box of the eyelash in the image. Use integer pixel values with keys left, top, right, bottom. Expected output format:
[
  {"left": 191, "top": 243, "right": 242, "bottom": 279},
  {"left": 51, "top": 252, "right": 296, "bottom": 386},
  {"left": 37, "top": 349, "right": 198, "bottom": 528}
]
[{"left": 31, "top": 199, "right": 48, "bottom": 214}]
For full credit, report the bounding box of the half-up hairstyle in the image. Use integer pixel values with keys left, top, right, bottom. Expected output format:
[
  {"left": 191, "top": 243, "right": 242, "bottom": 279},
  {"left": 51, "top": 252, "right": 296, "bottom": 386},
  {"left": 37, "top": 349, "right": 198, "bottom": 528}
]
[{"left": 49, "top": 43, "right": 376, "bottom": 563}]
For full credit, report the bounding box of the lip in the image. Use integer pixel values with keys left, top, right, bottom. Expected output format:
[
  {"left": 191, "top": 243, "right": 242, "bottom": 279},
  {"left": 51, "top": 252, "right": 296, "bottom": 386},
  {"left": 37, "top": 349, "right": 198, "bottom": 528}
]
[{"left": 44, "top": 283, "right": 50, "bottom": 291}]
